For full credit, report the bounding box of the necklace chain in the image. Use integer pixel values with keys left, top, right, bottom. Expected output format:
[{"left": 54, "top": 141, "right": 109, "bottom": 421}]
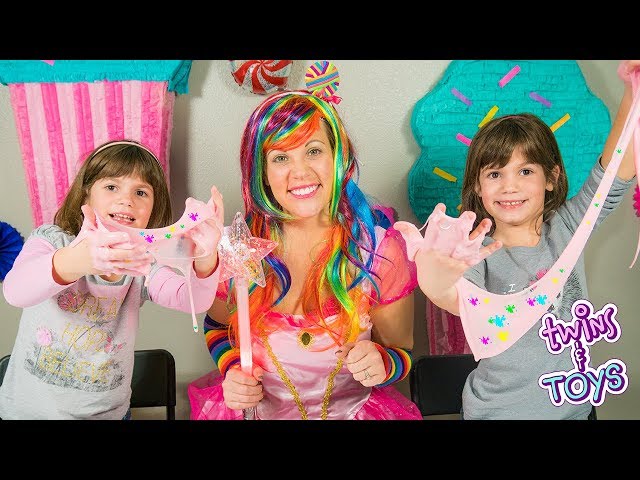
[
  {"left": 261, "top": 330, "right": 344, "bottom": 420},
  {"left": 261, "top": 226, "right": 346, "bottom": 419}
]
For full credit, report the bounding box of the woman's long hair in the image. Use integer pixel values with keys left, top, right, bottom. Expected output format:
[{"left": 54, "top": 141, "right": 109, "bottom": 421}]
[{"left": 228, "top": 91, "right": 385, "bottom": 348}]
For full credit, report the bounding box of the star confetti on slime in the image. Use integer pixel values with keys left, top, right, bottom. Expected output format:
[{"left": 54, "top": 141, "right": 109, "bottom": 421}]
[{"left": 217, "top": 212, "right": 278, "bottom": 287}]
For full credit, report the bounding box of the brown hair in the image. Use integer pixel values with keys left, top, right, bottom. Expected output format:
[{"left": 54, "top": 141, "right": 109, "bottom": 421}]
[
  {"left": 460, "top": 113, "right": 568, "bottom": 234},
  {"left": 54, "top": 141, "right": 172, "bottom": 235}
]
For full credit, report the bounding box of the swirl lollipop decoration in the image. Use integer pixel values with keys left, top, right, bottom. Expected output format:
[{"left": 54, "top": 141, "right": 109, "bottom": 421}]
[
  {"left": 305, "top": 60, "right": 341, "bottom": 103},
  {"left": 217, "top": 212, "right": 278, "bottom": 419},
  {"left": 229, "top": 60, "right": 293, "bottom": 95},
  {"left": 0, "top": 221, "right": 24, "bottom": 281}
]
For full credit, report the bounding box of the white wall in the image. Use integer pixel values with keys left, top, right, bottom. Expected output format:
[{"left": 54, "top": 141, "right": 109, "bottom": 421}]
[{"left": 1, "top": 60, "right": 637, "bottom": 419}]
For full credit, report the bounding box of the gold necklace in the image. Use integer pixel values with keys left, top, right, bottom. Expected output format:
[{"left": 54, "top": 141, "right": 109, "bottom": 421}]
[{"left": 261, "top": 330, "right": 343, "bottom": 420}]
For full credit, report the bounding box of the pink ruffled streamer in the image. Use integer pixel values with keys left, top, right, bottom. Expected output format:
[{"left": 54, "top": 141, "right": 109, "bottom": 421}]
[
  {"left": 426, "top": 297, "right": 471, "bottom": 355},
  {"left": 8, "top": 80, "right": 174, "bottom": 227},
  {"left": 627, "top": 71, "right": 640, "bottom": 267}
]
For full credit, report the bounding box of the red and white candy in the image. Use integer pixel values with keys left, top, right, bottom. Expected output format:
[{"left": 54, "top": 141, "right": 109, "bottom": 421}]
[{"left": 229, "top": 60, "right": 293, "bottom": 95}]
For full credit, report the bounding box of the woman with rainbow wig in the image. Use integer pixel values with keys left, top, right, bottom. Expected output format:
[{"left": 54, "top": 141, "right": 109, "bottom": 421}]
[{"left": 188, "top": 90, "right": 422, "bottom": 419}]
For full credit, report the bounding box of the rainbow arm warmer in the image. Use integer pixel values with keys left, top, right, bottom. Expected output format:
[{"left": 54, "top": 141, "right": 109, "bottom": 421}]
[
  {"left": 203, "top": 314, "right": 240, "bottom": 377},
  {"left": 373, "top": 343, "right": 412, "bottom": 387}
]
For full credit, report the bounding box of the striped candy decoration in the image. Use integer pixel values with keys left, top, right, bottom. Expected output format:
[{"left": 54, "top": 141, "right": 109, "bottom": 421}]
[
  {"left": 305, "top": 61, "right": 340, "bottom": 98},
  {"left": 8, "top": 80, "right": 176, "bottom": 227},
  {"left": 230, "top": 60, "right": 293, "bottom": 95}
]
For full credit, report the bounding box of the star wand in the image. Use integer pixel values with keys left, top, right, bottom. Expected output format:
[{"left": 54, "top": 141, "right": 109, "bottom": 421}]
[{"left": 217, "top": 212, "right": 277, "bottom": 420}]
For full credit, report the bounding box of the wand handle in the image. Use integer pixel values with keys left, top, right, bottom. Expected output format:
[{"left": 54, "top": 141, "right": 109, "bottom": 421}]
[{"left": 236, "top": 277, "right": 255, "bottom": 419}]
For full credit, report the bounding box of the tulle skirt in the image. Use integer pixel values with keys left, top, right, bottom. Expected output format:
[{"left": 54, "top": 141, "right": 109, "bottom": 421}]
[{"left": 188, "top": 371, "right": 423, "bottom": 420}]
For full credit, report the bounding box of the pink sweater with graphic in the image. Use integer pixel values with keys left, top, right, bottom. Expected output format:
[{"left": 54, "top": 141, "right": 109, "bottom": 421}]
[{"left": 0, "top": 225, "right": 219, "bottom": 419}]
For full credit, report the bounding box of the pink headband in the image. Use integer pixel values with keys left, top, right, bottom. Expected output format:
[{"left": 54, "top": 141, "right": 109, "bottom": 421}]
[{"left": 90, "top": 140, "right": 161, "bottom": 166}]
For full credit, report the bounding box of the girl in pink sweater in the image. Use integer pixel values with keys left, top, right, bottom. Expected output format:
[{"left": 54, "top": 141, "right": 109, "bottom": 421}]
[{"left": 1, "top": 140, "right": 223, "bottom": 419}]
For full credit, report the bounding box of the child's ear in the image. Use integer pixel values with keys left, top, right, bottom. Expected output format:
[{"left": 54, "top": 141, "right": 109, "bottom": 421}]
[
  {"left": 474, "top": 183, "right": 482, "bottom": 196},
  {"left": 546, "top": 165, "right": 560, "bottom": 191}
]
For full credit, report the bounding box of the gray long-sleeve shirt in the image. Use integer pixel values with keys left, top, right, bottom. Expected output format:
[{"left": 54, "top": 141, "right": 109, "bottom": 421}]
[{"left": 462, "top": 160, "right": 634, "bottom": 419}]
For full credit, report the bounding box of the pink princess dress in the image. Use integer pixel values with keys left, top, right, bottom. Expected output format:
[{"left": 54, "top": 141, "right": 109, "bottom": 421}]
[{"left": 188, "top": 226, "right": 423, "bottom": 420}]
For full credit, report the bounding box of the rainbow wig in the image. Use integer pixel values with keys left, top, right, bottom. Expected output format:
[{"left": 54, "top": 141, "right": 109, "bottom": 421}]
[{"left": 227, "top": 90, "right": 386, "bottom": 348}]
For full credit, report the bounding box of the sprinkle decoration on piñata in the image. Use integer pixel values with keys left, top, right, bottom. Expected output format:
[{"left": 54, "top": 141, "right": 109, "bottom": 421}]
[{"left": 229, "top": 60, "right": 293, "bottom": 95}]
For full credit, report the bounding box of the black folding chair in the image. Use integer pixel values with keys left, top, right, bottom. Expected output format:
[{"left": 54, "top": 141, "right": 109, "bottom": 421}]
[
  {"left": 409, "top": 354, "right": 597, "bottom": 420},
  {"left": 0, "top": 349, "right": 176, "bottom": 419},
  {"left": 0, "top": 354, "right": 9, "bottom": 386},
  {"left": 410, "top": 354, "right": 478, "bottom": 418},
  {"left": 130, "top": 349, "right": 176, "bottom": 420}
]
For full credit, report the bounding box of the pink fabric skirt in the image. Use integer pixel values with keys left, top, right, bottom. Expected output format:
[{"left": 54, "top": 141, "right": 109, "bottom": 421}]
[{"left": 188, "top": 371, "right": 423, "bottom": 420}]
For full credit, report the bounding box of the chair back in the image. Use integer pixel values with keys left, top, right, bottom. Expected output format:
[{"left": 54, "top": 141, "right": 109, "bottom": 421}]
[
  {"left": 130, "top": 349, "right": 176, "bottom": 420},
  {"left": 0, "top": 355, "right": 10, "bottom": 386},
  {"left": 410, "top": 354, "right": 478, "bottom": 417}
]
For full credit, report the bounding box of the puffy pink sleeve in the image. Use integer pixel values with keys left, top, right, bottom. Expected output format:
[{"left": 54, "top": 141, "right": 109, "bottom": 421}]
[
  {"left": 147, "top": 263, "right": 221, "bottom": 313},
  {"left": 2, "top": 237, "right": 70, "bottom": 308},
  {"left": 370, "top": 226, "right": 418, "bottom": 305}
]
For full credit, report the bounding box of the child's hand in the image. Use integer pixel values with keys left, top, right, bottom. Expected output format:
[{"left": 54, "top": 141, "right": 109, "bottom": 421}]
[
  {"left": 221, "top": 365, "right": 264, "bottom": 410},
  {"left": 617, "top": 60, "right": 640, "bottom": 85},
  {"left": 336, "top": 340, "right": 387, "bottom": 387},
  {"left": 207, "top": 184, "right": 225, "bottom": 226},
  {"left": 78, "top": 205, "right": 153, "bottom": 276},
  {"left": 414, "top": 249, "right": 472, "bottom": 303},
  {"left": 191, "top": 186, "right": 224, "bottom": 278},
  {"left": 414, "top": 208, "right": 501, "bottom": 306},
  {"left": 54, "top": 205, "right": 153, "bottom": 283}
]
